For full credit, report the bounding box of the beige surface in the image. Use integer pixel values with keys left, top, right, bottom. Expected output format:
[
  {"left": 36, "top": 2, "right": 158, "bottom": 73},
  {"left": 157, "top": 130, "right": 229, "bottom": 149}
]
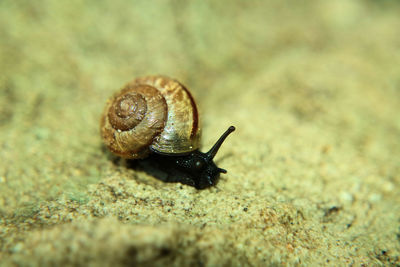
[{"left": 0, "top": 0, "right": 399, "bottom": 266}]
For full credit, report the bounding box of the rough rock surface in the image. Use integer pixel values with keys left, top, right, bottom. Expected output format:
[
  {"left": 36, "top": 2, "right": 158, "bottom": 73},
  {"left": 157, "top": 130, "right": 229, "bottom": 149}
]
[{"left": 0, "top": 1, "right": 399, "bottom": 266}]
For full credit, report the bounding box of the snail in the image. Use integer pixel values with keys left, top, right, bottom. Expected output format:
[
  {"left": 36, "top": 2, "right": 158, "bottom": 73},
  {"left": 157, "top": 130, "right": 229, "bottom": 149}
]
[{"left": 100, "top": 76, "right": 235, "bottom": 189}]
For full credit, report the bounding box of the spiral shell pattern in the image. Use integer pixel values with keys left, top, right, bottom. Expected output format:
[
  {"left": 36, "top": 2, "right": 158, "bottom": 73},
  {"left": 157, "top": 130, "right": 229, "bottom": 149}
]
[{"left": 101, "top": 76, "right": 201, "bottom": 159}]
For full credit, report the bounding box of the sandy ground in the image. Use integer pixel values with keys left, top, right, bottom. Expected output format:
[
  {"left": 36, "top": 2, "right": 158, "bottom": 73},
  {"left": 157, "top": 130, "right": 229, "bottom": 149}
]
[{"left": 0, "top": 1, "right": 399, "bottom": 266}]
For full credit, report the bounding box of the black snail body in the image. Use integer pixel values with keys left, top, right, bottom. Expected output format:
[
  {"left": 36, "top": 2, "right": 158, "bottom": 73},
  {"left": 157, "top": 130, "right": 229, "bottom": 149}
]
[{"left": 100, "top": 76, "right": 235, "bottom": 189}]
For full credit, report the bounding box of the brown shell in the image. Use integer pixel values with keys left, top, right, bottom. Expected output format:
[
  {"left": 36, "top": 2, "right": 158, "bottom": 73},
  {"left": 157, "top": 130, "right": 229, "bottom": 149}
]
[{"left": 100, "top": 76, "right": 201, "bottom": 159}]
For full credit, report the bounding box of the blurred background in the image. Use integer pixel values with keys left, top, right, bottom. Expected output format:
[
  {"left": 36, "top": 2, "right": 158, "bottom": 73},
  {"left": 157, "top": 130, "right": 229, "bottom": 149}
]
[{"left": 0, "top": 0, "right": 399, "bottom": 265}]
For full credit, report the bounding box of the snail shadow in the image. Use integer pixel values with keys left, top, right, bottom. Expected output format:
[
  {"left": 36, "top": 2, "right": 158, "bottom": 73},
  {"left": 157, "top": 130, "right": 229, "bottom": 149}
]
[
  {"left": 102, "top": 144, "right": 199, "bottom": 188},
  {"left": 126, "top": 156, "right": 200, "bottom": 188},
  {"left": 102, "top": 140, "right": 235, "bottom": 190}
]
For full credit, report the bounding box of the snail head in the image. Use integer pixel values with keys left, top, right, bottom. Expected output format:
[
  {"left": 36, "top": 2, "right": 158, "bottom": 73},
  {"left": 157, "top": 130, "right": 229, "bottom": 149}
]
[{"left": 173, "top": 126, "right": 236, "bottom": 189}]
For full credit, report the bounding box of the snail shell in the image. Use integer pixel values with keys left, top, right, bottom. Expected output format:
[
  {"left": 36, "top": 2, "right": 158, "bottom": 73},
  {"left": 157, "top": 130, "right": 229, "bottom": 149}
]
[{"left": 100, "top": 76, "right": 201, "bottom": 159}]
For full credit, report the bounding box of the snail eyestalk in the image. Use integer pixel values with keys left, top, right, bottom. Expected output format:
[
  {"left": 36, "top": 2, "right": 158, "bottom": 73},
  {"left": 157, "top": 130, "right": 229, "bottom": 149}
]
[
  {"left": 206, "top": 126, "right": 236, "bottom": 160},
  {"left": 217, "top": 168, "right": 227, "bottom": 174}
]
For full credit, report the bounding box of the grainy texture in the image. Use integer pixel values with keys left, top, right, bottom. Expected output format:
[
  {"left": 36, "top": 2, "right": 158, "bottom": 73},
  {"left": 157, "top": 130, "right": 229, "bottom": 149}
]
[{"left": 0, "top": 0, "right": 399, "bottom": 266}]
